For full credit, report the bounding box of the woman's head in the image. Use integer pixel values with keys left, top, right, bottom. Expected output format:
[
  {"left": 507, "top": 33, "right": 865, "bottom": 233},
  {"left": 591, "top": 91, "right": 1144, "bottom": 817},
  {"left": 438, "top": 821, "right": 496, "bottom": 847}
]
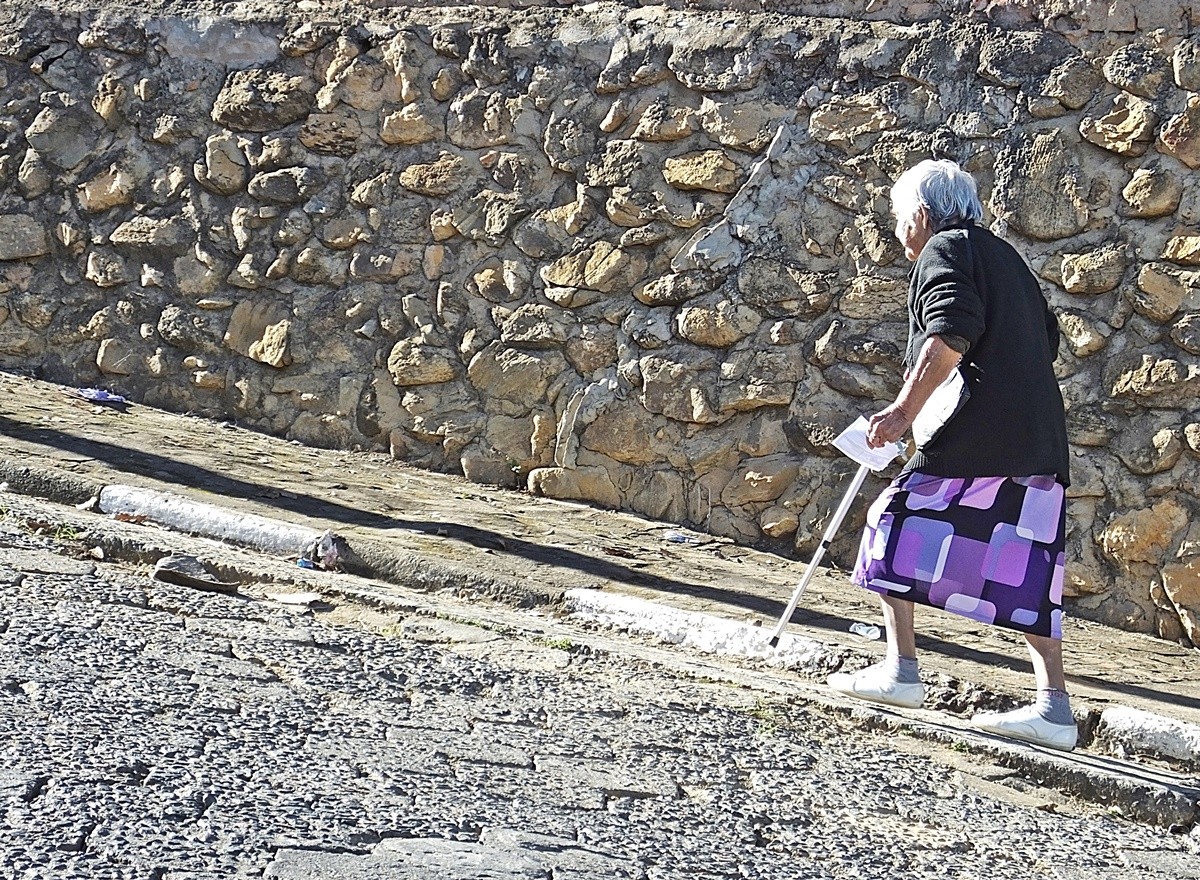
[{"left": 890, "top": 159, "right": 983, "bottom": 261}]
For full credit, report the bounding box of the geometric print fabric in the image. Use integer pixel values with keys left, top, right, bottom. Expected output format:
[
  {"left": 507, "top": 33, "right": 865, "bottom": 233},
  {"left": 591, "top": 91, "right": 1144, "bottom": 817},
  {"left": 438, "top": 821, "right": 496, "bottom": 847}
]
[{"left": 852, "top": 471, "right": 1066, "bottom": 639}]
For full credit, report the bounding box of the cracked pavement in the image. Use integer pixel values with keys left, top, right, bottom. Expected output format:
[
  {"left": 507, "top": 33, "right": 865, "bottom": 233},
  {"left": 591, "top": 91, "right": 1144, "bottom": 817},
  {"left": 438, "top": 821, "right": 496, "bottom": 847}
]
[{"left": 2, "top": 501, "right": 1198, "bottom": 879}]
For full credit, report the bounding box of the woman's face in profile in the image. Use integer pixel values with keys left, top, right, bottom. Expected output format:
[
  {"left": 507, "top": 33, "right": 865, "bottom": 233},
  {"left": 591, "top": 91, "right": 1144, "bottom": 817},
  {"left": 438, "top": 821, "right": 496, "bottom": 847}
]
[{"left": 894, "top": 206, "right": 933, "bottom": 262}]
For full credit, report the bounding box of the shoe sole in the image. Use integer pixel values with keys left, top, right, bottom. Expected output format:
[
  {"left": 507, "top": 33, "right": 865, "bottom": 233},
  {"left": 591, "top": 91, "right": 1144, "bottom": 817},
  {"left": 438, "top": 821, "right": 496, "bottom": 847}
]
[
  {"left": 828, "top": 676, "right": 924, "bottom": 710},
  {"left": 970, "top": 720, "right": 1077, "bottom": 752}
]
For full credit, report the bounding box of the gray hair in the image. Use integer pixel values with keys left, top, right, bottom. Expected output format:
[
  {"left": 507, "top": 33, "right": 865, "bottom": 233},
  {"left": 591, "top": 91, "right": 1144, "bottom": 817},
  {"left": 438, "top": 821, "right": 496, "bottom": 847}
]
[{"left": 890, "top": 159, "right": 983, "bottom": 231}]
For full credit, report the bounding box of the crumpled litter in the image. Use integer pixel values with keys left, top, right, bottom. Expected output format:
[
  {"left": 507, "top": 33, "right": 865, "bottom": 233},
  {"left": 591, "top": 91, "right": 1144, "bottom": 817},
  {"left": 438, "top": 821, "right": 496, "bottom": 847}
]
[
  {"left": 65, "top": 387, "right": 129, "bottom": 406},
  {"left": 299, "top": 530, "right": 351, "bottom": 572},
  {"left": 152, "top": 554, "right": 239, "bottom": 594}
]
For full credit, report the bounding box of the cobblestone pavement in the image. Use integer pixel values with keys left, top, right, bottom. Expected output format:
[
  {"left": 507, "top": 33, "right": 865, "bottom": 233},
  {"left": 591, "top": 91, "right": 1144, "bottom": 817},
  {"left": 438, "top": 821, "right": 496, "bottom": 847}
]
[{"left": 2, "top": 505, "right": 1197, "bottom": 880}]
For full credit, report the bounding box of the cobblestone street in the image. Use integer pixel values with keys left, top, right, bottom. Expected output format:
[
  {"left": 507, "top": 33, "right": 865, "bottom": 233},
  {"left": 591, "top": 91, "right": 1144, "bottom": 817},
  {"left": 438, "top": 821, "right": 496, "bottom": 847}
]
[{"left": 1, "top": 503, "right": 1196, "bottom": 880}]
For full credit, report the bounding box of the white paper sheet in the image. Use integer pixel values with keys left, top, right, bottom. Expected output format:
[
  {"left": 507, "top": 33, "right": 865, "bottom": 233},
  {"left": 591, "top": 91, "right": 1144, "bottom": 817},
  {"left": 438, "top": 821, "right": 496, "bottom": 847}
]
[{"left": 832, "top": 417, "right": 906, "bottom": 472}]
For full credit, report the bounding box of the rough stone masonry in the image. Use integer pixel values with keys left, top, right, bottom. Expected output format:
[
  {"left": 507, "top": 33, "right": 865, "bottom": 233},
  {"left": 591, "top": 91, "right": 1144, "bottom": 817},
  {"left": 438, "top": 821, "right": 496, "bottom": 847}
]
[{"left": 0, "top": 0, "right": 1198, "bottom": 643}]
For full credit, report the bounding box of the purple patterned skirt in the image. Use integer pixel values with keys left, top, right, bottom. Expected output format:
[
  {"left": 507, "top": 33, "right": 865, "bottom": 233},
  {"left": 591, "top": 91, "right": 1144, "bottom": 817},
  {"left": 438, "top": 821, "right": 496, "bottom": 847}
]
[{"left": 852, "top": 471, "right": 1066, "bottom": 639}]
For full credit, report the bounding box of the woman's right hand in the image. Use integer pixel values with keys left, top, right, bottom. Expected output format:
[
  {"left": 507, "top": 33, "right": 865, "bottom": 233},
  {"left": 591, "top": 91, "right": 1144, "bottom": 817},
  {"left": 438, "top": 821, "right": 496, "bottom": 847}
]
[{"left": 866, "top": 402, "right": 913, "bottom": 449}]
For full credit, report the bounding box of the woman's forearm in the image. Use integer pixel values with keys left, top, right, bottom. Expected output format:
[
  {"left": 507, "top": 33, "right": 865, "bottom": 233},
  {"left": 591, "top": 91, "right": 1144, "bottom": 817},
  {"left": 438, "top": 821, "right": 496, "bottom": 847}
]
[
  {"left": 894, "top": 335, "right": 964, "bottom": 421},
  {"left": 865, "top": 334, "right": 963, "bottom": 448}
]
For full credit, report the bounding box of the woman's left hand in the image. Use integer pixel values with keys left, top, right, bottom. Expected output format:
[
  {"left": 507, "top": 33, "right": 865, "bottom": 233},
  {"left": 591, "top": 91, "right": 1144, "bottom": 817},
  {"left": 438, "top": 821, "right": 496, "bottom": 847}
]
[{"left": 866, "top": 403, "right": 913, "bottom": 449}]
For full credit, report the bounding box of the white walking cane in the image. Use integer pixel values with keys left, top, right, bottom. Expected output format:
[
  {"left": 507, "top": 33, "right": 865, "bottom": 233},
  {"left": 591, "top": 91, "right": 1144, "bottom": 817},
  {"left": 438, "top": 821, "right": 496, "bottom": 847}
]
[{"left": 768, "top": 418, "right": 905, "bottom": 650}]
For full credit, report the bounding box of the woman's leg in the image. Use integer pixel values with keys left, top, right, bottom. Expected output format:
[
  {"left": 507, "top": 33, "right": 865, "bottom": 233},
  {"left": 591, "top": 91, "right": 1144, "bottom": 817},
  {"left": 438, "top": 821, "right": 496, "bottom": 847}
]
[
  {"left": 1025, "top": 633, "right": 1067, "bottom": 692},
  {"left": 880, "top": 594, "right": 917, "bottom": 660},
  {"left": 827, "top": 594, "right": 923, "bottom": 708}
]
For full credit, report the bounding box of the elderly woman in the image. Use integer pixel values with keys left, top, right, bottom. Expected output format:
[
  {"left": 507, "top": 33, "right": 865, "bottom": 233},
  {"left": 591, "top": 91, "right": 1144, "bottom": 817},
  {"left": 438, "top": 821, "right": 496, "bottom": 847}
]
[{"left": 827, "top": 159, "right": 1076, "bottom": 751}]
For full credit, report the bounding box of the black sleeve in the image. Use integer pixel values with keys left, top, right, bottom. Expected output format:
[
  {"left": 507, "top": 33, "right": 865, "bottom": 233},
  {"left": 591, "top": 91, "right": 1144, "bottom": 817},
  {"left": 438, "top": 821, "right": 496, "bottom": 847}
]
[{"left": 912, "top": 234, "right": 986, "bottom": 348}]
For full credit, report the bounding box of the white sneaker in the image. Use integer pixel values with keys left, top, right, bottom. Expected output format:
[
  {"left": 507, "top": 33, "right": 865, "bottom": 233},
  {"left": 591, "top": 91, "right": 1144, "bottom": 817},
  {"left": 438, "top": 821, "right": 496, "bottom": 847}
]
[
  {"left": 828, "top": 663, "right": 925, "bottom": 709},
  {"left": 970, "top": 704, "right": 1078, "bottom": 751}
]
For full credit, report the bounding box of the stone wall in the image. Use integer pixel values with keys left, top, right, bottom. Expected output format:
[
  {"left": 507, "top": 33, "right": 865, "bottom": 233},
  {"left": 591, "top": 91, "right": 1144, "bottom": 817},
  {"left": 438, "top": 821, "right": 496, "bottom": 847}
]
[{"left": 0, "top": 3, "right": 1198, "bottom": 643}]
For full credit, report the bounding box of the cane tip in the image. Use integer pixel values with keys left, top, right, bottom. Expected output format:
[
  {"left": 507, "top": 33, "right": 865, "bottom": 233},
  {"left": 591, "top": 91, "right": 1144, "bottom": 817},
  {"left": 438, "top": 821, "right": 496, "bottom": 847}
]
[{"left": 768, "top": 636, "right": 779, "bottom": 649}]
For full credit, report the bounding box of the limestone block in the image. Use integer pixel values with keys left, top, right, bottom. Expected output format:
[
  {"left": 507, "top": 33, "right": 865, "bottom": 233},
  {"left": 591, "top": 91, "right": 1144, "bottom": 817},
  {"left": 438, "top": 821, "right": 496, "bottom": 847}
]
[
  {"left": 718, "top": 346, "right": 803, "bottom": 414},
  {"left": 388, "top": 337, "right": 457, "bottom": 386},
  {"left": 447, "top": 89, "right": 511, "bottom": 149},
  {"left": 1113, "top": 421, "right": 1184, "bottom": 475},
  {"left": 527, "top": 466, "right": 620, "bottom": 509},
  {"left": 157, "top": 304, "right": 223, "bottom": 352},
  {"left": 581, "top": 401, "right": 680, "bottom": 467},
  {"left": 738, "top": 261, "right": 834, "bottom": 319},
  {"left": 431, "top": 67, "right": 462, "bottom": 101},
  {"left": 1159, "top": 96, "right": 1200, "bottom": 169},
  {"left": 211, "top": 67, "right": 317, "bottom": 132},
  {"left": 96, "top": 337, "right": 136, "bottom": 375},
  {"left": 1163, "top": 236, "right": 1200, "bottom": 266},
  {"left": 1060, "top": 245, "right": 1128, "bottom": 294},
  {"left": 299, "top": 111, "right": 362, "bottom": 156},
  {"left": 1099, "top": 499, "right": 1189, "bottom": 567},
  {"left": 978, "top": 30, "right": 1073, "bottom": 87},
  {"left": 838, "top": 275, "right": 906, "bottom": 320},
  {"left": 676, "top": 301, "right": 760, "bottom": 349},
  {"left": 584, "top": 140, "right": 659, "bottom": 190},
  {"left": 1123, "top": 165, "right": 1183, "bottom": 218},
  {"left": 663, "top": 151, "right": 739, "bottom": 193},
  {"left": 24, "top": 101, "right": 101, "bottom": 171},
  {"left": 17, "top": 150, "right": 51, "bottom": 199},
  {"left": 632, "top": 101, "right": 695, "bottom": 142},
  {"left": 195, "top": 134, "right": 248, "bottom": 195},
  {"left": 348, "top": 247, "right": 422, "bottom": 280},
  {"left": 544, "top": 111, "right": 595, "bottom": 174},
  {"left": 248, "top": 167, "right": 322, "bottom": 204},
  {"left": 380, "top": 102, "right": 444, "bottom": 145},
  {"left": 460, "top": 444, "right": 520, "bottom": 488},
  {"left": 173, "top": 246, "right": 226, "bottom": 297},
  {"left": 634, "top": 272, "right": 713, "bottom": 308},
  {"left": 318, "top": 54, "right": 397, "bottom": 113},
  {"left": 1171, "top": 313, "right": 1200, "bottom": 354},
  {"left": 1042, "top": 56, "right": 1102, "bottom": 110},
  {"left": 85, "top": 251, "right": 131, "bottom": 287},
  {"left": 539, "top": 242, "right": 647, "bottom": 295},
  {"left": 623, "top": 309, "right": 672, "bottom": 350},
  {"left": 513, "top": 196, "right": 593, "bottom": 259},
  {"left": 79, "top": 164, "right": 139, "bottom": 212},
  {"left": 627, "top": 470, "right": 687, "bottom": 523},
  {"left": 1163, "top": 556, "right": 1200, "bottom": 642},
  {"left": 1186, "top": 422, "right": 1200, "bottom": 454},
  {"left": 469, "top": 260, "right": 527, "bottom": 303},
  {"left": 109, "top": 216, "right": 192, "bottom": 254},
  {"left": 1079, "top": 93, "right": 1156, "bottom": 157},
  {"left": 667, "top": 37, "right": 763, "bottom": 92},
  {"left": 823, "top": 362, "right": 891, "bottom": 399},
  {"left": 399, "top": 152, "right": 470, "bottom": 197},
  {"left": 224, "top": 300, "right": 291, "bottom": 368},
  {"left": 639, "top": 351, "right": 720, "bottom": 424},
  {"left": 1102, "top": 42, "right": 1169, "bottom": 98},
  {"left": 855, "top": 215, "right": 903, "bottom": 266},
  {"left": 597, "top": 33, "right": 671, "bottom": 94},
  {"left": 991, "top": 130, "right": 1088, "bottom": 241},
  {"left": 760, "top": 504, "right": 799, "bottom": 538},
  {"left": 600, "top": 94, "right": 637, "bottom": 133},
  {"left": 466, "top": 341, "right": 568, "bottom": 408},
  {"left": 1109, "top": 354, "right": 1200, "bottom": 408},
  {"left": 1175, "top": 37, "right": 1200, "bottom": 90},
  {"left": 1057, "top": 310, "right": 1108, "bottom": 357},
  {"left": 0, "top": 215, "right": 49, "bottom": 261},
  {"left": 320, "top": 215, "right": 370, "bottom": 250},
  {"left": 498, "top": 304, "right": 574, "bottom": 348},
  {"left": 808, "top": 93, "right": 898, "bottom": 150},
  {"left": 720, "top": 455, "right": 799, "bottom": 506},
  {"left": 1133, "top": 263, "right": 1191, "bottom": 322},
  {"left": 291, "top": 247, "right": 346, "bottom": 286},
  {"left": 565, "top": 324, "right": 617, "bottom": 376},
  {"left": 697, "top": 98, "right": 784, "bottom": 152}
]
